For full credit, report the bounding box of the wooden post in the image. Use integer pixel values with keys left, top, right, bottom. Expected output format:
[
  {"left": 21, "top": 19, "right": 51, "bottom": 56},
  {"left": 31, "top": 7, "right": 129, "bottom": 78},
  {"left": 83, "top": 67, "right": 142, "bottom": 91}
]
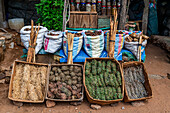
[
  {"left": 0, "top": 0, "right": 5, "bottom": 27},
  {"left": 142, "top": 0, "right": 149, "bottom": 35},
  {"left": 118, "top": 0, "right": 127, "bottom": 30}
]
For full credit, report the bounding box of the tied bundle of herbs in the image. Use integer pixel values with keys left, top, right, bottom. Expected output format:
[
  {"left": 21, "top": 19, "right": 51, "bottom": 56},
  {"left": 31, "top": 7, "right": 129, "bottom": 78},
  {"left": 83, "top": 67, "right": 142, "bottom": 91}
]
[{"left": 35, "top": 0, "right": 64, "bottom": 31}]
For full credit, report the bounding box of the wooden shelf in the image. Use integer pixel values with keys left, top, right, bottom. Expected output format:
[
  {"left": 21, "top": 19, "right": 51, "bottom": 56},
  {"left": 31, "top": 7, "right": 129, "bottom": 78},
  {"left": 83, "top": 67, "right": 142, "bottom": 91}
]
[{"left": 70, "top": 11, "right": 97, "bottom": 15}]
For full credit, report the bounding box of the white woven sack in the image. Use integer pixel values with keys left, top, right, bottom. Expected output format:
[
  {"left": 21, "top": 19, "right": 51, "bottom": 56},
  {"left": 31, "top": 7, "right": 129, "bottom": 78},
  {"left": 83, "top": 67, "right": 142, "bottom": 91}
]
[
  {"left": 83, "top": 30, "right": 104, "bottom": 57},
  {"left": 63, "top": 31, "right": 83, "bottom": 59},
  {"left": 124, "top": 39, "right": 147, "bottom": 60},
  {"left": 20, "top": 26, "right": 48, "bottom": 54},
  {"left": 44, "top": 31, "right": 63, "bottom": 53}
]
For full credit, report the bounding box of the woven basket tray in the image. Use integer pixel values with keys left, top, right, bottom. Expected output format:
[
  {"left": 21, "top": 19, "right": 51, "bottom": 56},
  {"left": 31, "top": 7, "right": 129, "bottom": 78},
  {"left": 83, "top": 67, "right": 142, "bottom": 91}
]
[
  {"left": 123, "top": 61, "right": 153, "bottom": 102},
  {"left": 83, "top": 58, "right": 124, "bottom": 105},
  {"left": 8, "top": 60, "right": 49, "bottom": 103},
  {"left": 45, "top": 64, "right": 84, "bottom": 102}
]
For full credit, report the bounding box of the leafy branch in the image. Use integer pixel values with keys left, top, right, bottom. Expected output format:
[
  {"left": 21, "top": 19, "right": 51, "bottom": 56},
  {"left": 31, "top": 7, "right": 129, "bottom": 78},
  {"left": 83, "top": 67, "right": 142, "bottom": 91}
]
[{"left": 35, "top": 0, "right": 64, "bottom": 31}]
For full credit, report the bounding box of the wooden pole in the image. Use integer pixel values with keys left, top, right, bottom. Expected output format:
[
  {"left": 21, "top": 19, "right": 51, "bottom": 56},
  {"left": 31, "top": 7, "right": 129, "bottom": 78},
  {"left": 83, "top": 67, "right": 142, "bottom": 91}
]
[
  {"left": 142, "top": 0, "right": 149, "bottom": 35},
  {"left": 118, "top": 0, "right": 127, "bottom": 30},
  {"left": 0, "top": 0, "right": 5, "bottom": 27}
]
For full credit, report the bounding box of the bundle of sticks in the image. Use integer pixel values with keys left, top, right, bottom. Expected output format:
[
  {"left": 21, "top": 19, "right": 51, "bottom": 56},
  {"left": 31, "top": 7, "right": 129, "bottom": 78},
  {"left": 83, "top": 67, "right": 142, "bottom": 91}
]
[
  {"left": 109, "top": 9, "right": 118, "bottom": 58},
  {"left": 26, "top": 20, "right": 40, "bottom": 63},
  {"left": 67, "top": 33, "right": 74, "bottom": 64}
]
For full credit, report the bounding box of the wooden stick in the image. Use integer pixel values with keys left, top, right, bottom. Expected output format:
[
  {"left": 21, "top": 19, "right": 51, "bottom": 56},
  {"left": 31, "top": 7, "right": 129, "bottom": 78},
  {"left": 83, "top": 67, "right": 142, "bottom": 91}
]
[
  {"left": 138, "top": 31, "right": 143, "bottom": 62},
  {"left": 33, "top": 24, "right": 40, "bottom": 63},
  {"left": 67, "top": 33, "right": 74, "bottom": 64},
  {"left": 27, "top": 20, "right": 34, "bottom": 62},
  {"left": 109, "top": 9, "right": 118, "bottom": 58}
]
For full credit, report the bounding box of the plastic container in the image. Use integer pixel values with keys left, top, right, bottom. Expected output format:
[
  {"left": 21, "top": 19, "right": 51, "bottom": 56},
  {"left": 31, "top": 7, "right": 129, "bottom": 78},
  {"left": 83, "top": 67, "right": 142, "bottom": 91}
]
[{"left": 8, "top": 18, "right": 24, "bottom": 32}]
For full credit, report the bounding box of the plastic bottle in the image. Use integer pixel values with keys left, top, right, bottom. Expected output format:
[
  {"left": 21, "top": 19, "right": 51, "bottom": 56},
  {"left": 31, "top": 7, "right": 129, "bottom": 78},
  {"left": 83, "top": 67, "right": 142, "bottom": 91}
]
[
  {"left": 91, "top": 0, "right": 96, "bottom": 12},
  {"left": 76, "top": 0, "right": 80, "bottom": 11},
  {"left": 112, "top": 0, "right": 117, "bottom": 15},
  {"left": 86, "top": 2, "right": 91, "bottom": 12},
  {"left": 107, "top": 0, "right": 111, "bottom": 15},
  {"left": 81, "top": 0, "right": 86, "bottom": 11},
  {"left": 70, "top": 0, "right": 75, "bottom": 11},
  {"left": 117, "top": 0, "right": 121, "bottom": 15},
  {"left": 97, "top": 0, "right": 102, "bottom": 15},
  {"left": 102, "top": 0, "right": 106, "bottom": 15},
  {"left": 91, "top": 3, "right": 96, "bottom": 12}
]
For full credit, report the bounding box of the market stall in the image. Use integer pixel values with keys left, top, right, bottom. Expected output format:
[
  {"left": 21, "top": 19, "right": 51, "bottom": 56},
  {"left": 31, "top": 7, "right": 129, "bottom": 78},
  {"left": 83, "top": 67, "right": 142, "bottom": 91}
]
[{"left": 3, "top": 0, "right": 153, "bottom": 109}]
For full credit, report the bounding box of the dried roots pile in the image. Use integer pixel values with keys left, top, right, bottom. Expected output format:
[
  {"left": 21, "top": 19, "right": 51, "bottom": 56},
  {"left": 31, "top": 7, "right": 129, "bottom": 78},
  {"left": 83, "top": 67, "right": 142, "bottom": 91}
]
[
  {"left": 12, "top": 63, "right": 47, "bottom": 101},
  {"left": 47, "top": 65, "right": 83, "bottom": 100},
  {"left": 85, "top": 59, "right": 123, "bottom": 100},
  {"left": 123, "top": 65, "right": 148, "bottom": 99}
]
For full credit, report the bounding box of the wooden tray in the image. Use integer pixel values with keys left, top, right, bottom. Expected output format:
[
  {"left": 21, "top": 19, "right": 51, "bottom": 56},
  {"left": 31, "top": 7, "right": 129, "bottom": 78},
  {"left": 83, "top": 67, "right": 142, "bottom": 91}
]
[
  {"left": 8, "top": 60, "right": 49, "bottom": 103},
  {"left": 83, "top": 58, "right": 124, "bottom": 105},
  {"left": 45, "top": 64, "right": 84, "bottom": 102},
  {"left": 123, "top": 61, "right": 153, "bottom": 102}
]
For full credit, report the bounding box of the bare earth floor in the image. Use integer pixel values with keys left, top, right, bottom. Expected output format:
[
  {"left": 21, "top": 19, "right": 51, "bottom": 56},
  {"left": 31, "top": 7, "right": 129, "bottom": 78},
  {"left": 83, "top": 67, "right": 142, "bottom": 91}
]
[{"left": 0, "top": 43, "right": 170, "bottom": 113}]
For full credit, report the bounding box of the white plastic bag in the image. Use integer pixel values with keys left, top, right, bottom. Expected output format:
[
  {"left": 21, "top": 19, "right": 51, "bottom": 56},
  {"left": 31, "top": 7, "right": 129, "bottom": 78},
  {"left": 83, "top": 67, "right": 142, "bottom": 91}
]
[
  {"left": 20, "top": 26, "right": 48, "bottom": 54},
  {"left": 44, "top": 31, "right": 63, "bottom": 53},
  {"left": 124, "top": 39, "right": 147, "bottom": 60}
]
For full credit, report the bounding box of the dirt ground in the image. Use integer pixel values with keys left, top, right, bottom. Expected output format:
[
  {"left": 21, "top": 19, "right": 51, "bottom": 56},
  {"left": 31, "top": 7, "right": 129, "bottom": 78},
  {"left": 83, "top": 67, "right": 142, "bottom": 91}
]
[{"left": 0, "top": 43, "right": 170, "bottom": 113}]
